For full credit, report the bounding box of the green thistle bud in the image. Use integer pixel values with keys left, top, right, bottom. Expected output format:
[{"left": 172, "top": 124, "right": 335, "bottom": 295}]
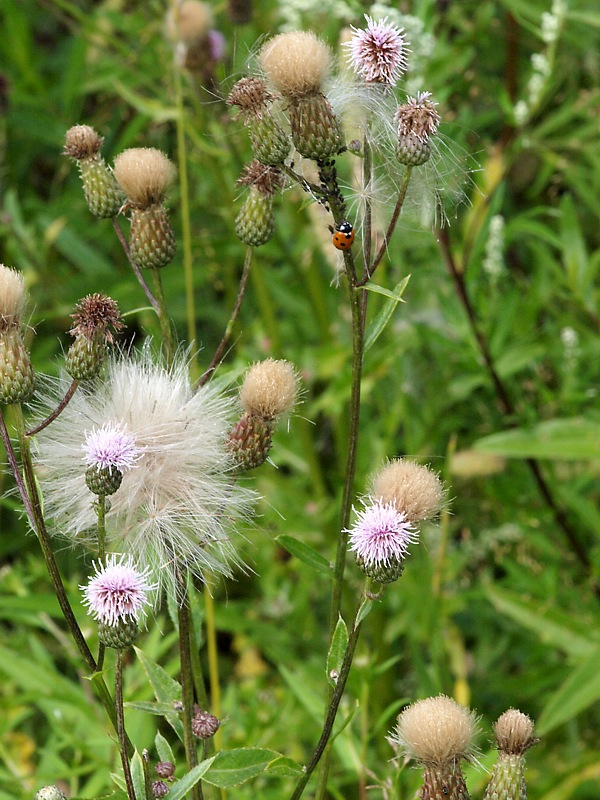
[
  {"left": 228, "top": 411, "right": 274, "bottom": 470},
  {"left": 289, "top": 94, "right": 343, "bottom": 162},
  {"left": 65, "top": 334, "right": 105, "bottom": 381},
  {"left": 129, "top": 205, "right": 177, "bottom": 269},
  {"left": 98, "top": 617, "right": 139, "bottom": 649},
  {"left": 396, "top": 133, "right": 431, "bottom": 166},
  {"left": 355, "top": 554, "right": 405, "bottom": 584},
  {"left": 0, "top": 264, "right": 35, "bottom": 405},
  {"left": 85, "top": 464, "right": 124, "bottom": 496},
  {"left": 484, "top": 709, "right": 537, "bottom": 800},
  {"left": 248, "top": 115, "right": 291, "bottom": 165},
  {"left": 235, "top": 189, "right": 274, "bottom": 247},
  {"left": 66, "top": 294, "right": 123, "bottom": 380},
  {"left": 64, "top": 125, "right": 125, "bottom": 218}
]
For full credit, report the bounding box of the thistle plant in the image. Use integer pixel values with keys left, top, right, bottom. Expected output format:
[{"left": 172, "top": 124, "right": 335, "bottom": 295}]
[{"left": 0, "top": 7, "right": 562, "bottom": 800}]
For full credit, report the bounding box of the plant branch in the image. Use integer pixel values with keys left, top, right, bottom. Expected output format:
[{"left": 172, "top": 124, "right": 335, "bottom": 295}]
[
  {"left": 115, "top": 649, "right": 137, "bottom": 800},
  {"left": 178, "top": 595, "right": 202, "bottom": 800},
  {"left": 112, "top": 218, "right": 161, "bottom": 314},
  {"left": 26, "top": 378, "right": 79, "bottom": 436}
]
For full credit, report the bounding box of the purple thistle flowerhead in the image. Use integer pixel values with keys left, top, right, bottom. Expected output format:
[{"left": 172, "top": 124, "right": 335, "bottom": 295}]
[
  {"left": 81, "top": 553, "right": 155, "bottom": 626},
  {"left": 345, "top": 15, "right": 409, "bottom": 86},
  {"left": 347, "top": 499, "right": 418, "bottom": 568},
  {"left": 82, "top": 421, "right": 142, "bottom": 473}
]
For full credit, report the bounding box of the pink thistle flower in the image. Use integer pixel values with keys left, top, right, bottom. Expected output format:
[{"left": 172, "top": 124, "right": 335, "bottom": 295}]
[
  {"left": 347, "top": 499, "right": 418, "bottom": 567},
  {"left": 345, "top": 15, "right": 409, "bottom": 86},
  {"left": 81, "top": 553, "right": 156, "bottom": 626},
  {"left": 82, "top": 422, "right": 142, "bottom": 473}
]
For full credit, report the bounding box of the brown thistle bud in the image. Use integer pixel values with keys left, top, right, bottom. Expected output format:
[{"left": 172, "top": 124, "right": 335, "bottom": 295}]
[
  {"left": 64, "top": 124, "right": 125, "bottom": 217},
  {"left": 483, "top": 709, "right": 538, "bottom": 800},
  {"left": 371, "top": 459, "right": 445, "bottom": 525},
  {"left": 0, "top": 264, "right": 35, "bottom": 405},
  {"left": 227, "top": 78, "right": 291, "bottom": 165},
  {"left": 113, "top": 148, "right": 177, "bottom": 269},
  {"left": 391, "top": 695, "right": 480, "bottom": 800},
  {"left": 235, "top": 161, "right": 284, "bottom": 246},
  {"left": 259, "top": 32, "right": 343, "bottom": 161},
  {"left": 155, "top": 762, "right": 176, "bottom": 780},
  {"left": 152, "top": 781, "right": 170, "bottom": 798},
  {"left": 396, "top": 92, "right": 441, "bottom": 167},
  {"left": 229, "top": 359, "right": 299, "bottom": 470},
  {"left": 191, "top": 709, "right": 220, "bottom": 739},
  {"left": 65, "top": 294, "right": 123, "bottom": 381}
]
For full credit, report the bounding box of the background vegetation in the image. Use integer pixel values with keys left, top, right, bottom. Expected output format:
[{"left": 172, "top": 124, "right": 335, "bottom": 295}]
[{"left": 1, "top": 0, "right": 600, "bottom": 798}]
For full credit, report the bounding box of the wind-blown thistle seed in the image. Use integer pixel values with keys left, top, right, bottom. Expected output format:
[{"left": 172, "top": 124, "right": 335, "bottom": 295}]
[
  {"left": 64, "top": 124, "right": 125, "bottom": 218},
  {"left": 34, "top": 348, "right": 255, "bottom": 601},
  {"left": 0, "top": 264, "right": 35, "bottom": 405},
  {"left": 345, "top": 15, "right": 409, "bottom": 86}
]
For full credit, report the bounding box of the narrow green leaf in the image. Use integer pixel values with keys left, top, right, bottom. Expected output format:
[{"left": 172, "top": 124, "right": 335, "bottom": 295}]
[
  {"left": 356, "top": 598, "right": 374, "bottom": 626},
  {"left": 134, "top": 648, "right": 184, "bottom": 741},
  {"left": 155, "top": 731, "right": 176, "bottom": 765},
  {"left": 327, "top": 616, "right": 349, "bottom": 687},
  {"left": 130, "top": 751, "right": 146, "bottom": 800},
  {"left": 276, "top": 535, "right": 333, "bottom": 575},
  {"left": 167, "top": 758, "right": 216, "bottom": 800},
  {"left": 364, "top": 276, "right": 410, "bottom": 352},
  {"left": 537, "top": 646, "right": 600, "bottom": 735},
  {"left": 124, "top": 701, "right": 177, "bottom": 716},
  {"left": 474, "top": 418, "right": 600, "bottom": 460},
  {"left": 202, "top": 748, "right": 301, "bottom": 788}
]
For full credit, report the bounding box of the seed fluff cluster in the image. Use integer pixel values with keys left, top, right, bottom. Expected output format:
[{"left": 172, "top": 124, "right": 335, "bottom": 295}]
[{"left": 34, "top": 347, "right": 255, "bottom": 600}]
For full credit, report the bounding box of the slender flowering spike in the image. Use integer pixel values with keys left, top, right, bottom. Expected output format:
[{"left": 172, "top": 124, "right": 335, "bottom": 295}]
[
  {"left": 371, "top": 459, "right": 445, "bottom": 524},
  {"left": 66, "top": 293, "right": 123, "bottom": 380},
  {"left": 345, "top": 15, "right": 409, "bottom": 86},
  {"left": 484, "top": 709, "right": 538, "bottom": 800},
  {"left": 34, "top": 347, "right": 255, "bottom": 601},
  {"left": 0, "top": 264, "right": 35, "bottom": 404},
  {"left": 347, "top": 500, "right": 418, "bottom": 583},
  {"left": 113, "top": 148, "right": 177, "bottom": 269},
  {"left": 64, "top": 124, "right": 125, "bottom": 218},
  {"left": 229, "top": 359, "right": 300, "bottom": 471},
  {"left": 396, "top": 91, "right": 441, "bottom": 166},
  {"left": 83, "top": 422, "right": 142, "bottom": 496},
  {"left": 391, "top": 695, "right": 480, "bottom": 800}
]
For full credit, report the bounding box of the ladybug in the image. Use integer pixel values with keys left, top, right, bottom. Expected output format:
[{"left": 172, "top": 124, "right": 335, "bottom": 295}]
[{"left": 332, "top": 220, "right": 355, "bottom": 250}]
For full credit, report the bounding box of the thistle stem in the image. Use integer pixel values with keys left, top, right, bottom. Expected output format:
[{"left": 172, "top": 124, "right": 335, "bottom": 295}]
[
  {"left": 112, "top": 218, "right": 160, "bottom": 314},
  {"left": 25, "top": 378, "right": 79, "bottom": 436},
  {"left": 151, "top": 267, "right": 175, "bottom": 364},
  {"left": 178, "top": 595, "right": 202, "bottom": 800},
  {"left": 203, "top": 582, "right": 223, "bottom": 750},
  {"left": 115, "top": 649, "right": 136, "bottom": 800}
]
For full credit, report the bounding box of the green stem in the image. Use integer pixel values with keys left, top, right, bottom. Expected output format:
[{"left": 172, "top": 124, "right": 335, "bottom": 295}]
[
  {"left": 151, "top": 267, "right": 175, "bottom": 364},
  {"left": 203, "top": 582, "right": 223, "bottom": 750},
  {"left": 178, "top": 595, "right": 202, "bottom": 800},
  {"left": 115, "top": 649, "right": 136, "bottom": 800}
]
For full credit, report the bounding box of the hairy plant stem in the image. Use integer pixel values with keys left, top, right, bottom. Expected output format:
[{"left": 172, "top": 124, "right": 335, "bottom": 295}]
[
  {"left": 290, "top": 592, "right": 372, "bottom": 800},
  {"left": 112, "top": 218, "right": 160, "bottom": 314},
  {"left": 174, "top": 66, "right": 198, "bottom": 365},
  {"left": 196, "top": 246, "right": 253, "bottom": 389},
  {"left": 142, "top": 749, "right": 154, "bottom": 800},
  {"left": 26, "top": 378, "right": 79, "bottom": 436},
  {"left": 438, "top": 227, "right": 591, "bottom": 573},
  {"left": 95, "top": 495, "right": 108, "bottom": 670},
  {"left": 151, "top": 267, "right": 175, "bottom": 364},
  {"left": 1, "top": 406, "right": 132, "bottom": 754},
  {"left": 178, "top": 594, "right": 203, "bottom": 800},
  {"left": 115, "top": 649, "right": 136, "bottom": 800}
]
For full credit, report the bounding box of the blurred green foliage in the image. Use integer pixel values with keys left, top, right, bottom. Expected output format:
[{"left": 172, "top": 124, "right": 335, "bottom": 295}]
[{"left": 1, "top": 0, "right": 600, "bottom": 798}]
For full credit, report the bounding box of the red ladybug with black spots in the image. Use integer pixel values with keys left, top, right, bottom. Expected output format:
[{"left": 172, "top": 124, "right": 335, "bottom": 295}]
[{"left": 331, "top": 220, "right": 355, "bottom": 250}]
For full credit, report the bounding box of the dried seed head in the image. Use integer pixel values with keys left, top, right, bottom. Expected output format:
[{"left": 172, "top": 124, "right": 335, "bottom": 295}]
[
  {"left": 70, "top": 293, "right": 123, "bottom": 344},
  {"left": 237, "top": 160, "right": 285, "bottom": 197},
  {"left": 113, "top": 148, "right": 176, "bottom": 208},
  {"left": 371, "top": 459, "right": 444, "bottom": 524},
  {"left": 0, "top": 264, "right": 26, "bottom": 328},
  {"left": 227, "top": 77, "right": 275, "bottom": 119},
  {"left": 239, "top": 359, "right": 299, "bottom": 420},
  {"left": 393, "top": 695, "right": 480, "bottom": 767},
  {"left": 64, "top": 124, "right": 103, "bottom": 160},
  {"left": 397, "top": 92, "right": 441, "bottom": 142},
  {"left": 259, "top": 31, "right": 333, "bottom": 98},
  {"left": 493, "top": 709, "right": 537, "bottom": 755}
]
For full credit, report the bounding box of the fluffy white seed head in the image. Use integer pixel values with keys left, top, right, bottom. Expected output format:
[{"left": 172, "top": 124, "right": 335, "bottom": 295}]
[
  {"left": 392, "top": 695, "right": 480, "bottom": 766},
  {"left": 259, "top": 31, "right": 332, "bottom": 98},
  {"left": 239, "top": 359, "right": 299, "bottom": 420},
  {"left": 494, "top": 709, "right": 537, "bottom": 755},
  {"left": 166, "top": 0, "right": 213, "bottom": 45},
  {"left": 0, "top": 264, "right": 27, "bottom": 328},
  {"left": 34, "top": 347, "right": 255, "bottom": 601},
  {"left": 371, "top": 459, "right": 445, "bottom": 523},
  {"left": 113, "top": 148, "right": 176, "bottom": 208}
]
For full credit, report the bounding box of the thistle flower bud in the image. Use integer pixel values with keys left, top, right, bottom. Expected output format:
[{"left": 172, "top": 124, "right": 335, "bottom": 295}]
[
  {"left": 0, "top": 264, "right": 35, "bottom": 405},
  {"left": 391, "top": 695, "right": 480, "bottom": 800},
  {"left": 35, "top": 787, "right": 67, "bottom": 800},
  {"left": 227, "top": 78, "right": 291, "bottom": 165},
  {"left": 65, "top": 293, "right": 123, "bottom": 381},
  {"left": 82, "top": 421, "right": 141, "bottom": 497},
  {"left": 155, "top": 761, "right": 176, "bottom": 780},
  {"left": 371, "top": 459, "right": 444, "bottom": 524},
  {"left": 98, "top": 617, "right": 139, "bottom": 649},
  {"left": 259, "top": 32, "right": 343, "bottom": 161},
  {"left": 167, "top": 0, "right": 213, "bottom": 46},
  {"left": 113, "top": 148, "right": 177, "bottom": 269},
  {"left": 152, "top": 781, "right": 170, "bottom": 799},
  {"left": 229, "top": 359, "right": 299, "bottom": 470},
  {"left": 396, "top": 92, "right": 441, "bottom": 167},
  {"left": 64, "top": 124, "right": 125, "bottom": 218},
  {"left": 191, "top": 709, "right": 220, "bottom": 739},
  {"left": 234, "top": 161, "right": 284, "bottom": 246},
  {"left": 483, "top": 709, "right": 537, "bottom": 800}
]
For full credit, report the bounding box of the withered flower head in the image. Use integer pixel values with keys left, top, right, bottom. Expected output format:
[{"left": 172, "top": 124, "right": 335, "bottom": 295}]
[
  {"left": 64, "top": 124, "right": 104, "bottom": 160},
  {"left": 237, "top": 160, "right": 285, "bottom": 197},
  {"left": 227, "top": 77, "right": 275, "bottom": 119},
  {"left": 396, "top": 91, "right": 441, "bottom": 143},
  {"left": 70, "top": 294, "right": 124, "bottom": 344}
]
